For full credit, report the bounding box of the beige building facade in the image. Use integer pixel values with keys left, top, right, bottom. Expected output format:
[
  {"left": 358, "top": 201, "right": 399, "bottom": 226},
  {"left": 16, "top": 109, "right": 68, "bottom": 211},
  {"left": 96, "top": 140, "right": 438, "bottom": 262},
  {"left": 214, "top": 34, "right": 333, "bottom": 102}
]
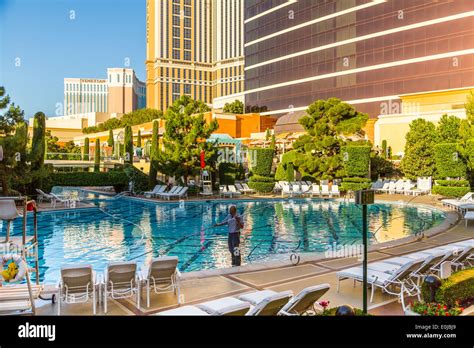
[{"left": 146, "top": 0, "right": 245, "bottom": 111}]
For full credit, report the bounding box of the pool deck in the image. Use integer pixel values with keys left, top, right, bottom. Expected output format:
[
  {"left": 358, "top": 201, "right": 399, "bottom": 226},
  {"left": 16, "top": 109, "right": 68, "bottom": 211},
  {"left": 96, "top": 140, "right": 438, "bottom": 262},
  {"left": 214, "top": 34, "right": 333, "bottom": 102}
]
[{"left": 27, "top": 193, "right": 473, "bottom": 316}]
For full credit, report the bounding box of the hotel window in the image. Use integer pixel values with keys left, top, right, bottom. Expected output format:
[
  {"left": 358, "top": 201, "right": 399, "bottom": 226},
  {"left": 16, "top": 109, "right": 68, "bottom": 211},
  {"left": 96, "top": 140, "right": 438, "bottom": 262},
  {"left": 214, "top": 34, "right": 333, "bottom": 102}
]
[
  {"left": 184, "top": 0, "right": 190, "bottom": 5},
  {"left": 172, "top": 4, "right": 180, "bottom": 15},
  {"left": 173, "top": 50, "right": 181, "bottom": 60},
  {"left": 172, "top": 27, "right": 180, "bottom": 37},
  {"left": 184, "top": 29, "right": 191, "bottom": 39},
  {"left": 184, "top": 6, "right": 191, "bottom": 17},
  {"left": 184, "top": 51, "right": 191, "bottom": 61},
  {"left": 184, "top": 84, "right": 191, "bottom": 95},
  {"left": 172, "top": 15, "right": 180, "bottom": 26},
  {"left": 173, "top": 38, "right": 180, "bottom": 49},
  {"left": 184, "top": 39, "right": 191, "bottom": 50},
  {"left": 184, "top": 17, "right": 191, "bottom": 28},
  {"left": 117, "top": 74, "right": 120, "bottom": 83}
]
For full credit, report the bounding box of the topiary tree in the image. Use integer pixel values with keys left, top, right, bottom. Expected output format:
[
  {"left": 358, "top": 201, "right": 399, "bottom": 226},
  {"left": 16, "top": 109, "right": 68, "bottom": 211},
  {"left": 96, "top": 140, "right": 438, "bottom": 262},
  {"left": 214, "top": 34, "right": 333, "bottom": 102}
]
[
  {"left": 381, "top": 140, "right": 387, "bottom": 159},
  {"left": 136, "top": 129, "right": 142, "bottom": 148},
  {"left": 434, "top": 143, "right": 467, "bottom": 179},
  {"left": 437, "top": 115, "right": 463, "bottom": 143},
  {"left": 124, "top": 125, "right": 133, "bottom": 166},
  {"left": 149, "top": 120, "right": 160, "bottom": 188},
  {"left": 83, "top": 137, "right": 90, "bottom": 161},
  {"left": 94, "top": 139, "right": 100, "bottom": 172},
  {"left": 401, "top": 119, "right": 438, "bottom": 180},
  {"left": 249, "top": 148, "right": 274, "bottom": 176},
  {"left": 293, "top": 98, "right": 368, "bottom": 180},
  {"left": 341, "top": 145, "right": 371, "bottom": 178},
  {"left": 31, "top": 112, "right": 46, "bottom": 171},
  {"left": 107, "top": 129, "right": 114, "bottom": 148}
]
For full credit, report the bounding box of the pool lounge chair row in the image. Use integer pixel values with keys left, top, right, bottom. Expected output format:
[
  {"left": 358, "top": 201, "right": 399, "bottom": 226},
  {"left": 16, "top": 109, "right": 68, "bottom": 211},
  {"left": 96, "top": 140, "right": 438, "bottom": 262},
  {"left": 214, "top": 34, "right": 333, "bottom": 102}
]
[
  {"left": 336, "top": 239, "right": 474, "bottom": 310},
  {"left": 278, "top": 181, "right": 340, "bottom": 198},
  {"left": 57, "top": 256, "right": 181, "bottom": 315},
  {"left": 442, "top": 192, "right": 474, "bottom": 213},
  {"left": 373, "top": 179, "right": 430, "bottom": 196},
  {"left": 157, "top": 283, "right": 330, "bottom": 316},
  {"left": 219, "top": 184, "right": 256, "bottom": 197},
  {"left": 144, "top": 185, "right": 189, "bottom": 200}
]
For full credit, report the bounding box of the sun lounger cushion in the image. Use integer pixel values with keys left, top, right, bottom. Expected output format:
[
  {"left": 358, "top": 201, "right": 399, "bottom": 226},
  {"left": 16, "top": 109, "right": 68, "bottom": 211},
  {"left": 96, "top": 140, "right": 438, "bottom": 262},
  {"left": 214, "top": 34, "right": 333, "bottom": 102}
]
[
  {"left": 198, "top": 297, "right": 250, "bottom": 315},
  {"left": 156, "top": 305, "right": 210, "bottom": 316}
]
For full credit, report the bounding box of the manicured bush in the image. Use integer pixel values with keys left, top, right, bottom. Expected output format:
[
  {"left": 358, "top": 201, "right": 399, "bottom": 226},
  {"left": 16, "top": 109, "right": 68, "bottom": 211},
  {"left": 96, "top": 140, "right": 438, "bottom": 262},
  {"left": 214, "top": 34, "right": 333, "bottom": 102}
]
[
  {"left": 340, "top": 177, "right": 372, "bottom": 192},
  {"left": 341, "top": 145, "right": 371, "bottom": 178},
  {"left": 432, "top": 186, "right": 471, "bottom": 198},
  {"left": 434, "top": 143, "right": 467, "bottom": 179},
  {"left": 248, "top": 180, "right": 275, "bottom": 193},
  {"left": 422, "top": 268, "right": 474, "bottom": 308},
  {"left": 251, "top": 175, "right": 275, "bottom": 182},
  {"left": 249, "top": 148, "right": 274, "bottom": 176},
  {"left": 83, "top": 138, "right": 90, "bottom": 161},
  {"left": 275, "top": 150, "right": 298, "bottom": 181},
  {"left": 218, "top": 163, "right": 236, "bottom": 185},
  {"left": 94, "top": 139, "right": 100, "bottom": 172},
  {"left": 435, "top": 180, "right": 470, "bottom": 187},
  {"left": 124, "top": 125, "right": 133, "bottom": 165},
  {"left": 275, "top": 163, "right": 286, "bottom": 181},
  {"left": 286, "top": 163, "right": 295, "bottom": 182}
]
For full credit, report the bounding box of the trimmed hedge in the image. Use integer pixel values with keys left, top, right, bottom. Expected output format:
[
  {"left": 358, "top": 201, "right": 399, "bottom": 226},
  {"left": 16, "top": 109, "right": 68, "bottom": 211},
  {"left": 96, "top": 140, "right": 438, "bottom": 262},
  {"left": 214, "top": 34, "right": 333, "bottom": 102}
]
[
  {"left": 435, "top": 180, "right": 470, "bottom": 187},
  {"left": 434, "top": 143, "right": 467, "bottom": 179},
  {"left": 249, "top": 148, "right": 274, "bottom": 176},
  {"left": 422, "top": 268, "right": 474, "bottom": 307},
  {"left": 248, "top": 180, "right": 275, "bottom": 193},
  {"left": 45, "top": 167, "right": 149, "bottom": 193},
  {"left": 218, "top": 163, "right": 236, "bottom": 185},
  {"left": 432, "top": 186, "right": 471, "bottom": 198},
  {"left": 275, "top": 150, "right": 298, "bottom": 181},
  {"left": 340, "top": 177, "right": 372, "bottom": 192},
  {"left": 251, "top": 175, "right": 275, "bottom": 182},
  {"left": 342, "top": 145, "right": 371, "bottom": 177}
]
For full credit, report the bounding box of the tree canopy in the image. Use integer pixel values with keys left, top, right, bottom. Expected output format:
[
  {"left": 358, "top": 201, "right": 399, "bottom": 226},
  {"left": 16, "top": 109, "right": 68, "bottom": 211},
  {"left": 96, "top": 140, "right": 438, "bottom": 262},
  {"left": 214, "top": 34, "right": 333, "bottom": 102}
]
[
  {"left": 292, "top": 98, "right": 368, "bottom": 180},
  {"left": 223, "top": 100, "right": 244, "bottom": 114},
  {"left": 158, "top": 96, "right": 218, "bottom": 182},
  {"left": 83, "top": 108, "right": 162, "bottom": 134}
]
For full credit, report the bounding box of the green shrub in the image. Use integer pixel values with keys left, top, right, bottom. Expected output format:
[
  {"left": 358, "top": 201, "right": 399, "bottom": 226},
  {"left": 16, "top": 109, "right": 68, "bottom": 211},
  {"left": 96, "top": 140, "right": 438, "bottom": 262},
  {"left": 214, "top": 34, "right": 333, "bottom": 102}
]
[
  {"left": 341, "top": 145, "right": 371, "bottom": 178},
  {"left": 286, "top": 163, "right": 295, "bottom": 181},
  {"left": 432, "top": 185, "right": 471, "bottom": 198},
  {"left": 248, "top": 181, "right": 275, "bottom": 193},
  {"left": 435, "top": 180, "right": 470, "bottom": 187},
  {"left": 434, "top": 143, "right": 467, "bottom": 179},
  {"left": 275, "top": 163, "right": 286, "bottom": 181},
  {"left": 219, "top": 163, "right": 236, "bottom": 185},
  {"left": 340, "top": 177, "right": 372, "bottom": 191},
  {"left": 249, "top": 148, "right": 274, "bottom": 176},
  {"left": 251, "top": 175, "right": 275, "bottom": 182},
  {"left": 421, "top": 268, "right": 474, "bottom": 307}
]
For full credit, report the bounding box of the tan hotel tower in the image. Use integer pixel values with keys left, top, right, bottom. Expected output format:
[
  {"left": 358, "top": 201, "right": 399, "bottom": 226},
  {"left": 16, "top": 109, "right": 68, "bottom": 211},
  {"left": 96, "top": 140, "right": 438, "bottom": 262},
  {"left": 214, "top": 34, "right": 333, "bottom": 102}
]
[{"left": 146, "top": 0, "right": 244, "bottom": 111}]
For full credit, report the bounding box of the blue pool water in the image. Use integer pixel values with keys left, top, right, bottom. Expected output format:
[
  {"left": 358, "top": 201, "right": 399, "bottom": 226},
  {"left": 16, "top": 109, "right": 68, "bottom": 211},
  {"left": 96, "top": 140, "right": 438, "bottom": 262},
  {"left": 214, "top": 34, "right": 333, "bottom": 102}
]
[{"left": 2, "top": 192, "right": 446, "bottom": 283}]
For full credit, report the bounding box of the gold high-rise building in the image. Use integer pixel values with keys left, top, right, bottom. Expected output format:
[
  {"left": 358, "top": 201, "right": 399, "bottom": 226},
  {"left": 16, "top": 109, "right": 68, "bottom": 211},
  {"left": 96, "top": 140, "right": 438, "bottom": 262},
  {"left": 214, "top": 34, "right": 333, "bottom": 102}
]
[{"left": 146, "top": 0, "right": 244, "bottom": 111}]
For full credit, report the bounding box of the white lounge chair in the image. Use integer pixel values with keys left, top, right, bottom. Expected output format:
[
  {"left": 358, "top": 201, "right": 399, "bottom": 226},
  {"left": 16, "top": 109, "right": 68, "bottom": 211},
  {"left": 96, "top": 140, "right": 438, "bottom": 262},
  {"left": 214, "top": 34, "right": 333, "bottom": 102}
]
[
  {"left": 330, "top": 185, "right": 340, "bottom": 197},
  {"left": 144, "top": 185, "right": 164, "bottom": 198},
  {"left": 36, "top": 189, "right": 53, "bottom": 203},
  {"left": 156, "top": 305, "right": 210, "bottom": 316},
  {"left": 320, "top": 185, "right": 330, "bottom": 197},
  {"left": 141, "top": 256, "right": 181, "bottom": 308},
  {"left": 238, "top": 290, "right": 293, "bottom": 316},
  {"left": 378, "top": 182, "right": 391, "bottom": 193},
  {"left": 102, "top": 261, "right": 140, "bottom": 313},
  {"left": 157, "top": 186, "right": 180, "bottom": 199},
  {"left": 300, "top": 184, "right": 311, "bottom": 196},
  {"left": 162, "top": 187, "right": 188, "bottom": 200},
  {"left": 279, "top": 284, "right": 331, "bottom": 316},
  {"left": 50, "top": 193, "right": 70, "bottom": 208},
  {"left": 197, "top": 297, "right": 251, "bottom": 316},
  {"left": 281, "top": 183, "right": 293, "bottom": 197},
  {"left": 227, "top": 185, "right": 242, "bottom": 197},
  {"left": 242, "top": 183, "right": 255, "bottom": 194},
  {"left": 311, "top": 184, "right": 321, "bottom": 197},
  {"left": 442, "top": 192, "right": 473, "bottom": 209},
  {"left": 58, "top": 264, "right": 98, "bottom": 315}
]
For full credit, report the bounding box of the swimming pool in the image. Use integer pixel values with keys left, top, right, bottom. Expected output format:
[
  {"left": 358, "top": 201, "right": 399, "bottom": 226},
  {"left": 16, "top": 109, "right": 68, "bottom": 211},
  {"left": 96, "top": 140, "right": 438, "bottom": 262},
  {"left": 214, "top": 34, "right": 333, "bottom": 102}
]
[{"left": 3, "top": 193, "right": 446, "bottom": 283}]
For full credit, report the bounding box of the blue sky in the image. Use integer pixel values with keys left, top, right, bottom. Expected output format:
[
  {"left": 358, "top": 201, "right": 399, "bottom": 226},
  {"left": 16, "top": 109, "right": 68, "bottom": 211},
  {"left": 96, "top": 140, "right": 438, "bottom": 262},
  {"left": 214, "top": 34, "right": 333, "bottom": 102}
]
[{"left": 0, "top": 0, "right": 146, "bottom": 118}]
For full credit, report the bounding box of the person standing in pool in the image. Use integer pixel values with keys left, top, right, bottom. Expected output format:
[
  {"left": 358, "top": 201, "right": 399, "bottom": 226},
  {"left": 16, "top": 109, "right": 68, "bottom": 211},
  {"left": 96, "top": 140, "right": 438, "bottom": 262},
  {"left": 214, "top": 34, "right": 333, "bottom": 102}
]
[{"left": 214, "top": 205, "right": 244, "bottom": 266}]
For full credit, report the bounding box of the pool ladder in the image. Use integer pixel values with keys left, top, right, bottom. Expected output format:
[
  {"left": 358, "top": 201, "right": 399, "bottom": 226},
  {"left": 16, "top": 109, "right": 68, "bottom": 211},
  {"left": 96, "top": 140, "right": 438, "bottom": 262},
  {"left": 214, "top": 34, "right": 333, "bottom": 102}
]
[{"left": 0, "top": 197, "right": 40, "bottom": 286}]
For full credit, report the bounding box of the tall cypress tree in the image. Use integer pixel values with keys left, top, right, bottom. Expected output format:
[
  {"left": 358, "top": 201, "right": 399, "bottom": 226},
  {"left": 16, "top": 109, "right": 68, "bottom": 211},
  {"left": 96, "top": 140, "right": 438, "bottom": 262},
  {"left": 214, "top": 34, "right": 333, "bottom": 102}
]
[
  {"left": 137, "top": 130, "right": 142, "bottom": 148},
  {"left": 83, "top": 137, "right": 90, "bottom": 161},
  {"left": 107, "top": 129, "right": 114, "bottom": 147},
  {"left": 94, "top": 139, "right": 100, "bottom": 172},
  {"left": 124, "top": 125, "right": 133, "bottom": 166},
  {"left": 31, "top": 112, "right": 46, "bottom": 171},
  {"left": 149, "top": 120, "right": 159, "bottom": 188}
]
